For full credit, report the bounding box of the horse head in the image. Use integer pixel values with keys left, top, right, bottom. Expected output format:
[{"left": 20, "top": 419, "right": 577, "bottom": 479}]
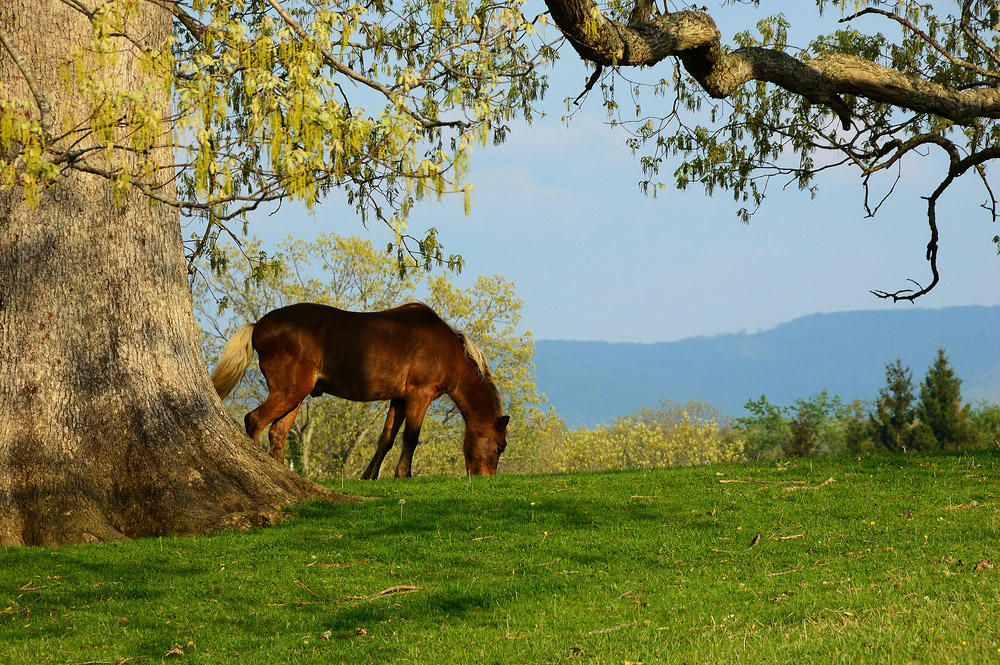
[{"left": 464, "top": 415, "right": 510, "bottom": 476}]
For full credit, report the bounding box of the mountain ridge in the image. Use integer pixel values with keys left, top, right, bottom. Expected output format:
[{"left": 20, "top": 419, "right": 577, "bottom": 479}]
[{"left": 532, "top": 305, "right": 999, "bottom": 428}]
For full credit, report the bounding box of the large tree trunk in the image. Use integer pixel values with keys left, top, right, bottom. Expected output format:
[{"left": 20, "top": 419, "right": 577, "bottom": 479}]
[{"left": 0, "top": 0, "right": 341, "bottom": 547}]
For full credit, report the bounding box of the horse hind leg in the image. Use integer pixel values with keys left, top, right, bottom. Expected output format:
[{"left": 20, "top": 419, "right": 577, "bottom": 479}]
[
  {"left": 244, "top": 391, "right": 307, "bottom": 462},
  {"left": 394, "top": 395, "right": 432, "bottom": 479},
  {"left": 246, "top": 355, "right": 316, "bottom": 463},
  {"left": 361, "top": 399, "right": 404, "bottom": 480},
  {"left": 267, "top": 403, "right": 301, "bottom": 464}
]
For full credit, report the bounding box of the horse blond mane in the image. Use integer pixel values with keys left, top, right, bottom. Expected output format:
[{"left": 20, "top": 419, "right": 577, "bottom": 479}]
[
  {"left": 459, "top": 333, "right": 492, "bottom": 379},
  {"left": 458, "top": 333, "right": 504, "bottom": 415}
]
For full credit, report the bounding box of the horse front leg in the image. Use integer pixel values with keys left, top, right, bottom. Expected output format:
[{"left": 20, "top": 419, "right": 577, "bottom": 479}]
[
  {"left": 394, "top": 396, "right": 432, "bottom": 478},
  {"left": 361, "top": 399, "right": 404, "bottom": 480}
]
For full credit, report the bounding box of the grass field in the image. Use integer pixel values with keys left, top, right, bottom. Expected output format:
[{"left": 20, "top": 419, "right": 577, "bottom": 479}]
[{"left": 2, "top": 452, "right": 1000, "bottom": 664}]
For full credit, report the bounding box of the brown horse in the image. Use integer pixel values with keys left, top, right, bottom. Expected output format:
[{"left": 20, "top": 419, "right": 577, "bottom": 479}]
[{"left": 210, "top": 302, "right": 509, "bottom": 478}]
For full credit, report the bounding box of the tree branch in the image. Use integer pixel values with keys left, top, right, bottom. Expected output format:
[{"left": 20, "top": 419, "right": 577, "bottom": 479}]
[
  {"left": 147, "top": 0, "right": 206, "bottom": 41},
  {"left": 0, "top": 24, "right": 52, "bottom": 138},
  {"left": 543, "top": 0, "right": 1000, "bottom": 127},
  {"left": 868, "top": 141, "right": 1000, "bottom": 302}
]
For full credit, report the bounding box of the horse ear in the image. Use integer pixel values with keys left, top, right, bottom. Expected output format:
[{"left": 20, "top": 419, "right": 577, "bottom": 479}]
[{"left": 494, "top": 415, "right": 510, "bottom": 431}]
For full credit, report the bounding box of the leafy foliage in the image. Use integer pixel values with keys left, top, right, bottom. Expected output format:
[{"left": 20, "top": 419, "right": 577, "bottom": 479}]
[
  {"left": 569, "top": 0, "right": 1000, "bottom": 298},
  {"left": 5, "top": 0, "right": 998, "bottom": 298},
  {"left": 738, "top": 391, "right": 871, "bottom": 459},
  {"left": 542, "top": 399, "right": 745, "bottom": 472},
  {"left": 0, "top": 0, "right": 556, "bottom": 269},
  {"left": 969, "top": 401, "right": 1000, "bottom": 449},
  {"left": 737, "top": 394, "right": 791, "bottom": 457}
]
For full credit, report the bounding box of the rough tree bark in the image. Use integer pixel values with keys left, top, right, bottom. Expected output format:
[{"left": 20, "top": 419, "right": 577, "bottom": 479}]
[{"left": 0, "top": 0, "right": 342, "bottom": 547}]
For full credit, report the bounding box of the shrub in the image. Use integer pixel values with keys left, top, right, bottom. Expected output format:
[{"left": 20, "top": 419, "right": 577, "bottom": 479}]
[{"left": 539, "top": 400, "right": 744, "bottom": 473}]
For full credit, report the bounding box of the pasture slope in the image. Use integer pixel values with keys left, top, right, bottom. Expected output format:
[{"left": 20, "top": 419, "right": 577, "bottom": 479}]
[{"left": 2, "top": 452, "right": 1000, "bottom": 664}]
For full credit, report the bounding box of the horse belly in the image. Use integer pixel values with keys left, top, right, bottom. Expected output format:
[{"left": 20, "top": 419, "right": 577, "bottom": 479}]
[{"left": 313, "top": 363, "right": 407, "bottom": 403}]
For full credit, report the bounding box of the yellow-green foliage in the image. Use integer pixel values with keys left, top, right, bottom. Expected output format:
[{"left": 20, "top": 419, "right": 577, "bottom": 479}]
[
  {"left": 2, "top": 0, "right": 554, "bottom": 248},
  {"left": 540, "top": 401, "right": 745, "bottom": 474}
]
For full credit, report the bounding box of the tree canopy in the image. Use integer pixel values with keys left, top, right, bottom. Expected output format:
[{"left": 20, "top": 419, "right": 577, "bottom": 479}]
[
  {"left": 870, "top": 356, "right": 916, "bottom": 452},
  {"left": 913, "top": 347, "right": 976, "bottom": 450},
  {"left": 3, "top": 1, "right": 998, "bottom": 297},
  {"left": 545, "top": 0, "right": 1000, "bottom": 299},
  {"left": 1, "top": 0, "right": 555, "bottom": 272}
]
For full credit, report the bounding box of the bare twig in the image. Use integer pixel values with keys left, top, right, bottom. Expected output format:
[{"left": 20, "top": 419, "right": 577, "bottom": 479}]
[
  {"left": 368, "top": 585, "right": 420, "bottom": 599},
  {"left": 574, "top": 65, "right": 603, "bottom": 106},
  {"left": 868, "top": 141, "right": 1000, "bottom": 302},
  {"left": 0, "top": 24, "right": 52, "bottom": 138},
  {"left": 588, "top": 622, "right": 634, "bottom": 635},
  {"left": 773, "top": 532, "right": 806, "bottom": 541},
  {"left": 294, "top": 578, "right": 323, "bottom": 600},
  {"left": 781, "top": 477, "right": 835, "bottom": 492}
]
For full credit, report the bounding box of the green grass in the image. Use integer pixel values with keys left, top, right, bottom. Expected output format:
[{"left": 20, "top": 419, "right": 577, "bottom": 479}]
[{"left": 3, "top": 452, "right": 1000, "bottom": 664}]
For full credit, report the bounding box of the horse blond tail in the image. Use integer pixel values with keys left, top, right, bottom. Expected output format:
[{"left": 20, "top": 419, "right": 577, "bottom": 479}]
[{"left": 211, "top": 324, "right": 256, "bottom": 399}]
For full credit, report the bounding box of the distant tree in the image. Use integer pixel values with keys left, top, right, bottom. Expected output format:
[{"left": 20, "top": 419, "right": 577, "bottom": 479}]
[
  {"left": 423, "top": 273, "right": 543, "bottom": 431},
  {"left": 737, "top": 395, "right": 789, "bottom": 459},
  {"left": 839, "top": 398, "right": 879, "bottom": 455},
  {"left": 786, "top": 399, "right": 822, "bottom": 458},
  {"left": 738, "top": 391, "right": 867, "bottom": 458},
  {"left": 969, "top": 401, "right": 1000, "bottom": 450},
  {"left": 785, "top": 391, "right": 856, "bottom": 458},
  {"left": 913, "top": 348, "right": 976, "bottom": 450},
  {"left": 869, "top": 357, "right": 916, "bottom": 452}
]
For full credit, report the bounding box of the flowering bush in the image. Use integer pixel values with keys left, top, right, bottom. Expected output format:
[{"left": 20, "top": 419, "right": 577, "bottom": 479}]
[{"left": 538, "top": 400, "right": 745, "bottom": 473}]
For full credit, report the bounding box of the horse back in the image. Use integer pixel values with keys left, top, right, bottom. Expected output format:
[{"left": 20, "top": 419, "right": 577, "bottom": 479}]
[{"left": 252, "top": 302, "right": 465, "bottom": 401}]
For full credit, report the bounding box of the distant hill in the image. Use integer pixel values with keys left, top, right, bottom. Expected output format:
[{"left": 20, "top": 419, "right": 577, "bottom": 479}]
[{"left": 533, "top": 305, "right": 1000, "bottom": 428}]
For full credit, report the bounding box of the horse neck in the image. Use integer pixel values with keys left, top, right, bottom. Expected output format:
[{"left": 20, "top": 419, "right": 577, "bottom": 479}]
[{"left": 448, "top": 362, "right": 502, "bottom": 426}]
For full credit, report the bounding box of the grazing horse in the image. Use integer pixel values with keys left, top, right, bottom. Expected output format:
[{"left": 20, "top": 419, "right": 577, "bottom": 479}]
[{"left": 210, "top": 302, "right": 510, "bottom": 478}]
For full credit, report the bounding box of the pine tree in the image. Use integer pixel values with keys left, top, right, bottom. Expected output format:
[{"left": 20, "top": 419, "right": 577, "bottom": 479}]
[
  {"left": 913, "top": 348, "right": 976, "bottom": 451},
  {"left": 869, "top": 357, "right": 916, "bottom": 452}
]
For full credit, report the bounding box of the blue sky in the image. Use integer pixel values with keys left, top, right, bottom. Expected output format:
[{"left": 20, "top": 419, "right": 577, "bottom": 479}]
[{"left": 245, "top": 3, "right": 1000, "bottom": 343}]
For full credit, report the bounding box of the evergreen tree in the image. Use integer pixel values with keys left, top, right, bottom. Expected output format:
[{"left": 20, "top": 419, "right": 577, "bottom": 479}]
[
  {"left": 869, "top": 357, "right": 916, "bottom": 452},
  {"left": 913, "top": 348, "right": 976, "bottom": 451}
]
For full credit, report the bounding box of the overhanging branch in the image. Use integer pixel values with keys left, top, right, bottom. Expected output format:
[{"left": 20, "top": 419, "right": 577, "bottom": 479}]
[
  {"left": 543, "top": 0, "right": 1000, "bottom": 127},
  {"left": 544, "top": 0, "right": 1000, "bottom": 302},
  {"left": 870, "top": 142, "right": 1000, "bottom": 302}
]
